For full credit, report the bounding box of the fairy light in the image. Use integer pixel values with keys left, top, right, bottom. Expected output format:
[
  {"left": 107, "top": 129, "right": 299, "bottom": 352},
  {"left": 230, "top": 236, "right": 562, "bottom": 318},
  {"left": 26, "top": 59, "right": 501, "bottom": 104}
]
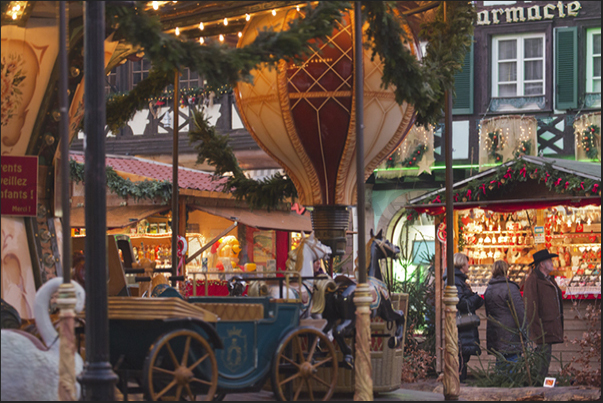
[
  {"left": 152, "top": 1, "right": 159, "bottom": 10},
  {"left": 272, "top": 9, "right": 277, "bottom": 16},
  {"left": 238, "top": 31, "right": 242, "bottom": 38},
  {"left": 199, "top": 37, "right": 204, "bottom": 44},
  {"left": 223, "top": 17, "right": 228, "bottom": 26},
  {"left": 219, "top": 34, "right": 224, "bottom": 42},
  {"left": 175, "top": 27, "right": 180, "bottom": 36},
  {"left": 245, "top": 13, "right": 250, "bottom": 21},
  {"left": 199, "top": 22, "right": 204, "bottom": 30},
  {"left": 296, "top": 6, "right": 300, "bottom": 11}
]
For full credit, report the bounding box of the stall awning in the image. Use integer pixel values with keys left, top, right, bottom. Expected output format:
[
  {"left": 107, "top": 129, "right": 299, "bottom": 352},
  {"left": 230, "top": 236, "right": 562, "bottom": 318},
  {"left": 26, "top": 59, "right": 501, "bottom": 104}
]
[
  {"left": 190, "top": 205, "right": 312, "bottom": 233},
  {"left": 71, "top": 205, "right": 170, "bottom": 228},
  {"left": 407, "top": 156, "right": 602, "bottom": 215}
]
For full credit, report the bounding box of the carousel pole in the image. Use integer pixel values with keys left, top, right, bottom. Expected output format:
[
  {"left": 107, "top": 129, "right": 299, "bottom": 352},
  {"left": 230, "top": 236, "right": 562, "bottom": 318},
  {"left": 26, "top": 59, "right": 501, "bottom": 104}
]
[
  {"left": 56, "top": 2, "right": 77, "bottom": 400},
  {"left": 171, "top": 70, "right": 179, "bottom": 286},
  {"left": 442, "top": 3, "right": 460, "bottom": 400},
  {"left": 353, "top": 2, "right": 373, "bottom": 401},
  {"left": 78, "top": 2, "right": 118, "bottom": 399}
]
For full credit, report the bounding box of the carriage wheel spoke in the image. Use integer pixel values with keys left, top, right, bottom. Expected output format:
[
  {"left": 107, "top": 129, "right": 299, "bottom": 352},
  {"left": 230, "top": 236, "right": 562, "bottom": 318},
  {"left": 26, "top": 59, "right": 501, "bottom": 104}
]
[
  {"left": 181, "top": 336, "right": 192, "bottom": 366},
  {"left": 307, "top": 337, "right": 319, "bottom": 362},
  {"left": 187, "top": 352, "right": 209, "bottom": 371},
  {"left": 165, "top": 342, "right": 180, "bottom": 368},
  {"left": 312, "top": 374, "right": 332, "bottom": 388},
  {"left": 175, "top": 384, "right": 183, "bottom": 401},
  {"left": 280, "top": 354, "right": 301, "bottom": 369},
  {"left": 155, "top": 379, "right": 177, "bottom": 400},
  {"left": 312, "top": 356, "right": 333, "bottom": 369},
  {"left": 185, "top": 384, "right": 195, "bottom": 401},
  {"left": 191, "top": 377, "right": 212, "bottom": 386},
  {"left": 306, "top": 378, "right": 315, "bottom": 401},
  {"left": 152, "top": 366, "right": 175, "bottom": 376},
  {"left": 279, "top": 372, "right": 301, "bottom": 386},
  {"left": 293, "top": 378, "right": 304, "bottom": 401},
  {"left": 294, "top": 336, "right": 305, "bottom": 364}
]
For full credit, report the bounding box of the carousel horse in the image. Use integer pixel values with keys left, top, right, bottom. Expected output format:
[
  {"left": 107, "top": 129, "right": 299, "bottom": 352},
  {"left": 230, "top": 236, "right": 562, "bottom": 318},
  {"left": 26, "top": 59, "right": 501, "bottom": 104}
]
[
  {"left": 1, "top": 277, "right": 86, "bottom": 400},
  {"left": 322, "top": 229, "right": 403, "bottom": 369},
  {"left": 247, "top": 233, "right": 335, "bottom": 318}
]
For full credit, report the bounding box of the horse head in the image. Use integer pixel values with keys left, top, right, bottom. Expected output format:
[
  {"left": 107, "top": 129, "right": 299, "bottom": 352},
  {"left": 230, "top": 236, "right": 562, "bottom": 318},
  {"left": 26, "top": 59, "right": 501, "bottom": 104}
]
[{"left": 368, "top": 229, "right": 400, "bottom": 280}]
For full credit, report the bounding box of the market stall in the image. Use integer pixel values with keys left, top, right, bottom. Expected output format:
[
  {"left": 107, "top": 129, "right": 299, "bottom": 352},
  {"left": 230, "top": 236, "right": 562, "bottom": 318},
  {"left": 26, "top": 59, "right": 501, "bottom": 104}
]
[{"left": 407, "top": 155, "right": 601, "bottom": 373}]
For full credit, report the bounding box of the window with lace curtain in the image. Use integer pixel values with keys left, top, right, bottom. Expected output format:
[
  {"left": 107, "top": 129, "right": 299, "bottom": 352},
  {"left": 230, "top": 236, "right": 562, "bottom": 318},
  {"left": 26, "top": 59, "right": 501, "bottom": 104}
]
[{"left": 492, "top": 33, "right": 545, "bottom": 98}]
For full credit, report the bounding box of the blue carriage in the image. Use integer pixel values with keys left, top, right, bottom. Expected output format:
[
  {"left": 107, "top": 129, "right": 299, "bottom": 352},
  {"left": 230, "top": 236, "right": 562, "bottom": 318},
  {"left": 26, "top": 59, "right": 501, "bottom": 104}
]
[{"left": 108, "top": 293, "right": 338, "bottom": 401}]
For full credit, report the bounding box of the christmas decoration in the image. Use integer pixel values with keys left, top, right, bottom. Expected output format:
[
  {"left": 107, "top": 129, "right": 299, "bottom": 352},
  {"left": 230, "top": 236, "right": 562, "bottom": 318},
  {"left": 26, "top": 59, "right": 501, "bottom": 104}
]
[
  {"left": 400, "top": 144, "right": 428, "bottom": 168},
  {"left": 581, "top": 124, "right": 600, "bottom": 160},
  {"left": 513, "top": 139, "right": 532, "bottom": 159},
  {"left": 69, "top": 159, "right": 172, "bottom": 204},
  {"left": 487, "top": 131, "right": 504, "bottom": 163}
]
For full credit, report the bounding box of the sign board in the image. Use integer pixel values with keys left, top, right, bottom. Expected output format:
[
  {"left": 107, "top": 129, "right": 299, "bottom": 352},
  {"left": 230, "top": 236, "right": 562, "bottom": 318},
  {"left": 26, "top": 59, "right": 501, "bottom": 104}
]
[
  {"left": 1, "top": 155, "right": 38, "bottom": 217},
  {"left": 534, "top": 226, "right": 545, "bottom": 244}
]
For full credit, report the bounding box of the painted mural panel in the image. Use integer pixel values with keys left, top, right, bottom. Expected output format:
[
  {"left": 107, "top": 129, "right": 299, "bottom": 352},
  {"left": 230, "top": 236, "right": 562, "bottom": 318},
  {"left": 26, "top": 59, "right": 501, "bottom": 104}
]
[{"left": 1, "top": 19, "right": 58, "bottom": 156}]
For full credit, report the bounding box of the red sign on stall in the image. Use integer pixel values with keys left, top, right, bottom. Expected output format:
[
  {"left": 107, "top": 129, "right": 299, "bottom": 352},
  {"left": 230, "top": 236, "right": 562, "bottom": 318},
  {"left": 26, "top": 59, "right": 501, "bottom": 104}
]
[{"left": 1, "top": 155, "right": 38, "bottom": 217}]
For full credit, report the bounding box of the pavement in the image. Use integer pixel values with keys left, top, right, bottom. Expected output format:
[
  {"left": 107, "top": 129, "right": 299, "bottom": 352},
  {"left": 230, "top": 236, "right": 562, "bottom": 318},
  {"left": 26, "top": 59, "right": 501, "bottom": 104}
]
[{"left": 221, "top": 388, "right": 446, "bottom": 401}]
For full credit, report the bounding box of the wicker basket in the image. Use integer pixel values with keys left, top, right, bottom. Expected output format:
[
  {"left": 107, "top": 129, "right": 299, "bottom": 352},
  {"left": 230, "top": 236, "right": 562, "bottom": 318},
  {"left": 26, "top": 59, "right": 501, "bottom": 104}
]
[{"left": 314, "top": 293, "right": 409, "bottom": 393}]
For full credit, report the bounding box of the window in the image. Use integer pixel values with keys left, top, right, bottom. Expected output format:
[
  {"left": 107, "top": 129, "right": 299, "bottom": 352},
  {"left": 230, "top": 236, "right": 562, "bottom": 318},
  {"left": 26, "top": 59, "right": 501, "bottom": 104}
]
[
  {"left": 132, "top": 59, "right": 151, "bottom": 87},
  {"left": 586, "top": 28, "right": 601, "bottom": 94},
  {"left": 105, "top": 68, "right": 117, "bottom": 95},
  {"left": 179, "top": 68, "right": 202, "bottom": 89},
  {"left": 492, "top": 33, "right": 545, "bottom": 98}
]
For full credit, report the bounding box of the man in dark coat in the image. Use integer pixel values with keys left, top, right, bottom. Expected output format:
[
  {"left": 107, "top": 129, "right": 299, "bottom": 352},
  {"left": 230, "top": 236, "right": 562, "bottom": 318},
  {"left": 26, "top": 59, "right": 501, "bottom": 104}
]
[
  {"left": 524, "top": 249, "right": 564, "bottom": 378},
  {"left": 445, "top": 253, "right": 484, "bottom": 382},
  {"left": 484, "top": 260, "right": 525, "bottom": 368}
]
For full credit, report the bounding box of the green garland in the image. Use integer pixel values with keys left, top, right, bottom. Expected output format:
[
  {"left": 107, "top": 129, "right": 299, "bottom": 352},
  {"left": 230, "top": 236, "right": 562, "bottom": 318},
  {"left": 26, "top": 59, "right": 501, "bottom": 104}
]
[
  {"left": 425, "top": 159, "right": 602, "bottom": 205},
  {"left": 188, "top": 109, "right": 297, "bottom": 210},
  {"left": 365, "top": 2, "right": 476, "bottom": 127},
  {"left": 581, "top": 124, "right": 600, "bottom": 160},
  {"left": 69, "top": 159, "right": 172, "bottom": 204},
  {"left": 458, "top": 213, "right": 466, "bottom": 250},
  {"left": 401, "top": 144, "right": 428, "bottom": 168},
  {"left": 513, "top": 139, "right": 532, "bottom": 159},
  {"left": 488, "top": 131, "right": 503, "bottom": 163}
]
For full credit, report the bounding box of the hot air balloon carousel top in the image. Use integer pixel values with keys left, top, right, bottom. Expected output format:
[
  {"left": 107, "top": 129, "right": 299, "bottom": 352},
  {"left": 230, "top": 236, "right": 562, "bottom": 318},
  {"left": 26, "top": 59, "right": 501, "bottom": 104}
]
[{"left": 235, "top": 7, "right": 420, "bottom": 255}]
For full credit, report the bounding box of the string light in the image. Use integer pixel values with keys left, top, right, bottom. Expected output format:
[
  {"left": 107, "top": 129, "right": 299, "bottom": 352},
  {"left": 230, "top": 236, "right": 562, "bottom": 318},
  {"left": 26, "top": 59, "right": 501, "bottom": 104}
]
[
  {"left": 223, "top": 17, "right": 228, "bottom": 26},
  {"left": 272, "top": 9, "right": 277, "bottom": 16},
  {"left": 238, "top": 32, "right": 242, "bottom": 38},
  {"left": 152, "top": 1, "right": 159, "bottom": 10},
  {"left": 199, "top": 22, "right": 204, "bottom": 30},
  {"left": 175, "top": 27, "right": 180, "bottom": 36},
  {"left": 245, "top": 13, "right": 250, "bottom": 21},
  {"left": 199, "top": 37, "right": 204, "bottom": 44},
  {"left": 219, "top": 34, "right": 224, "bottom": 42}
]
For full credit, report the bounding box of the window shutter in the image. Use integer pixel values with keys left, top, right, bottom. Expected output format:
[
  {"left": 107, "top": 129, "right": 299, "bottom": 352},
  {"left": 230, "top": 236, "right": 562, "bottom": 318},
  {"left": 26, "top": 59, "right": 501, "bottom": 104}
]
[
  {"left": 453, "top": 41, "right": 474, "bottom": 115},
  {"left": 555, "top": 27, "right": 578, "bottom": 110}
]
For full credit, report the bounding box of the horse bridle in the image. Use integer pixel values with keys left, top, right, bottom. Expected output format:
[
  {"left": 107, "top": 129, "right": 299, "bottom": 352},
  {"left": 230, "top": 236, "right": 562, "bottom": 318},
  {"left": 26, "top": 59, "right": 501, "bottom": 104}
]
[{"left": 374, "top": 238, "right": 397, "bottom": 293}]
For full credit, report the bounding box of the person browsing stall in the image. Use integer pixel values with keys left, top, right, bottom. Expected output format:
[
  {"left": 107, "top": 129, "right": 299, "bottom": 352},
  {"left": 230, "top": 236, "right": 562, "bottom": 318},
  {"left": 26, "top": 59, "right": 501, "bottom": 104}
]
[{"left": 524, "top": 249, "right": 564, "bottom": 379}]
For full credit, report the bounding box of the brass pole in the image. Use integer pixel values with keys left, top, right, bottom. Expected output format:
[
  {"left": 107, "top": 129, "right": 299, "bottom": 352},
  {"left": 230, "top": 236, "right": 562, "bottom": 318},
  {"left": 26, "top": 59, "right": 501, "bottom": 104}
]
[
  {"left": 353, "top": 2, "right": 373, "bottom": 401},
  {"left": 442, "top": 2, "right": 460, "bottom": 400},
  {"left": 171, "top": 70, "right": 179, "bottom": 286}
]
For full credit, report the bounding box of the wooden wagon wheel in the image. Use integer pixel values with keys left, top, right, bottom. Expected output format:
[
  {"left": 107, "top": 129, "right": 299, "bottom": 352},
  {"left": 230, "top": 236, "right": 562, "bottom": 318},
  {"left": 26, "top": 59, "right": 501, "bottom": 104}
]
[
  {"left": 271, "top": 327, "right": 338, "bottom": 401},
  {"left": 143, "top": 329, "right": 218, "bottom": 401}
]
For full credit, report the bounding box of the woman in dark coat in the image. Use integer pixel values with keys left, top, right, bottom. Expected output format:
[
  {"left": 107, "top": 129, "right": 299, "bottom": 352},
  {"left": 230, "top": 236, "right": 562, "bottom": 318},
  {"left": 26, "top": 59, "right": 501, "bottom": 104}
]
[
  {"left": 445, "top": 253, "right": 484, "bottom": 382},
  {"left": 484, "top": 260, "right": 525, "bottom": 369}
]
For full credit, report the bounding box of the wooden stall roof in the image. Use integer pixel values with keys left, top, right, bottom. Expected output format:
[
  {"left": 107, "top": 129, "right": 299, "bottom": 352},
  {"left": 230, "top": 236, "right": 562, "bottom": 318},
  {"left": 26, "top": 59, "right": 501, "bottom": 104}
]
[{"left": 70, "top": 205, "right": 170, "bottom": 228}]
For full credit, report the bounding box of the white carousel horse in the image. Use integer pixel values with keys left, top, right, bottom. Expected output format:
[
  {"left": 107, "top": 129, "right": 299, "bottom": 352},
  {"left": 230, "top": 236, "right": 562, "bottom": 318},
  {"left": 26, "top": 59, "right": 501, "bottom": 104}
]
[
  {"left": 247, "top": 233, "right": 334, "bottom": 316},
  {"left": 1, "top": 277, "right": 86, "bottom": 401}
]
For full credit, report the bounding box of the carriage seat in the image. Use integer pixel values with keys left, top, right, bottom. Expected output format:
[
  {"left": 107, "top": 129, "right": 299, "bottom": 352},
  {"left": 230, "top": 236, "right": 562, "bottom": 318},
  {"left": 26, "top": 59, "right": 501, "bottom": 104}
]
[{"left": 192, "top": 303, "right": 264, "bottom": 321}]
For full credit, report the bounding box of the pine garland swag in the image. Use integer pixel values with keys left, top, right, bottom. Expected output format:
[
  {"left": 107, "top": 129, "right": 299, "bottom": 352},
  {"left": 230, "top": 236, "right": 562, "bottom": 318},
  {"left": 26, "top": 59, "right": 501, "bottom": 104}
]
[
  {"left": 513, "top": 139, "right": 532, "bottom": 159},
  {"left": 401, "top": 144, "right": 428, "bottom": 168},
  {"left": 188, "top": 109, "right": 297, "bottom": 211},
  {"left": 488, "top": 131, "right": 504, "bottom": 163},
  {"left": 69, "top": 159, "right": 172, "bottom": 204},
  {"left": 581, "top": 124, "right": 600, "bottom": 160}
]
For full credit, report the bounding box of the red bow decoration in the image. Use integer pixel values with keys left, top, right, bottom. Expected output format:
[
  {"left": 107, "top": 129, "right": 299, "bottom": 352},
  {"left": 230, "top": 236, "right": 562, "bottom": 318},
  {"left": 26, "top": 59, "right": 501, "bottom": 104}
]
[
  {"left": 555, "top": 178, "right": 563, "bottom": 187},
  {"left": 519, "top": 167, "right": 527, "bottom": 178},
  {"left": 467, "top": 189, "right": 472, "bottom": 200},
  {"left": 593, "top": 184, "right": 600, "bottom": 193},
  {"left": 580, "top": 182, "right": 585, "bottom": 190},
  {"left": 480, "top": 183, "right": 487, "bottom": 195},
  {"left": 491, "top": 180, "right": 500, "bottom": 188},
  {"left": 544, "top": 173, "right": 551, "bottom": 183},
  {"left": 433, "top": 195, "right": 442, "bottom": 203},
  {"left": 503, "top": 167, "right": 513, "bottom": 179},
  {"left": 564, "top": 181, "right": 570, "bottom": 190},
  {"left": 454, "top": 194, "right": 459, "bottom": 202}
]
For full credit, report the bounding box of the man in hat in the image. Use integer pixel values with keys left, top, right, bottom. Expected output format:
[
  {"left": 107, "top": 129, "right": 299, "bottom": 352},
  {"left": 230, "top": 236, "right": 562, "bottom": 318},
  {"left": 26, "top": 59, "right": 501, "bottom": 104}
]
[{"left": 524, "top": 249, "right": 564, "bottom": 379}]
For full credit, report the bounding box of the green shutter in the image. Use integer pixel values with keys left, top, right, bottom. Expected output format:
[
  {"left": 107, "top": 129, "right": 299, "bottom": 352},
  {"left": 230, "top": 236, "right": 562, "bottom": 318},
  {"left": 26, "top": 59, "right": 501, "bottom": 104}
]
[
  {"left": 453, "top": 41, "right": 474, "bottom": 115},
  {"left": 555, "top": 27, "right": 578, "bottom": 110}
]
